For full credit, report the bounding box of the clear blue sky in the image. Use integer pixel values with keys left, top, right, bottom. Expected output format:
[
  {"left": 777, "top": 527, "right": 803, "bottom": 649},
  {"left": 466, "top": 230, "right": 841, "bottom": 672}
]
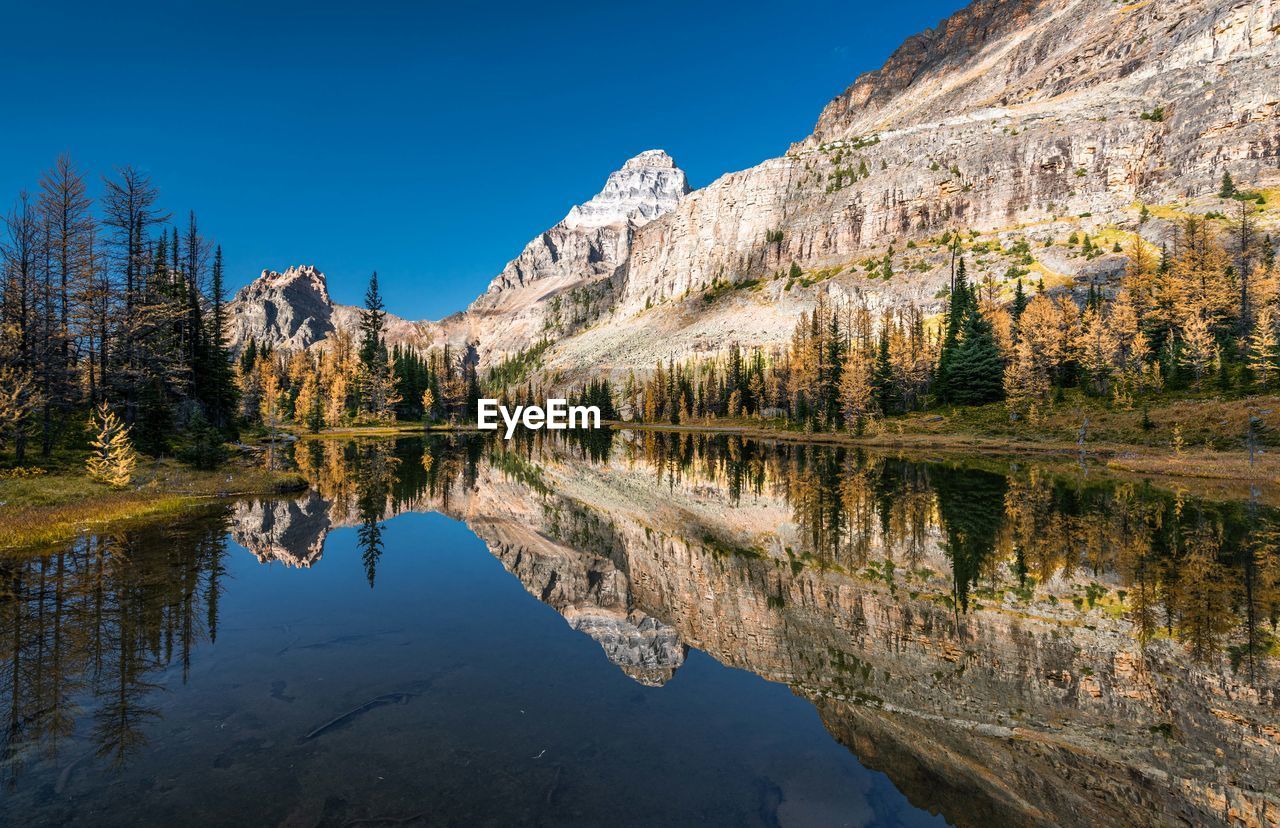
[{"left": 2, "top": 0, "right": 964, "bottom": 320}]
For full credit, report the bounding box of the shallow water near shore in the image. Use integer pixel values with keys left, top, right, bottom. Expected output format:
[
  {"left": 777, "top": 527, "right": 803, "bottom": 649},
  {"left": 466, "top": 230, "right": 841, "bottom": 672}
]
[{"left": 2, "top": 432, "right": 1277, "bottom": 826}]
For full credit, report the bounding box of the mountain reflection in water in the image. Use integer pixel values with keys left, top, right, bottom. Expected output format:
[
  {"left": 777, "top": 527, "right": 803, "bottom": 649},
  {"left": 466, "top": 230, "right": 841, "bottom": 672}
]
[{"left": 2, "top": 431, "right": 1278, "bottom": 827}]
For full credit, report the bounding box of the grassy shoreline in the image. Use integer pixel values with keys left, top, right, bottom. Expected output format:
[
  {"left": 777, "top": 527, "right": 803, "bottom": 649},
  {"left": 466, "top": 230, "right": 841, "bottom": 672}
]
[
  {"left": 0, "top": 459, "right": 307, "bottom": 552},
  {"left": 610, "top": 392, "right": 1280, "bottom": 504},
  {"left": 8, "top": 390, "right": 1275, "bottom": 552},
  {"left": 616, "top": 419, "right": 1279, "bottom": 500}
]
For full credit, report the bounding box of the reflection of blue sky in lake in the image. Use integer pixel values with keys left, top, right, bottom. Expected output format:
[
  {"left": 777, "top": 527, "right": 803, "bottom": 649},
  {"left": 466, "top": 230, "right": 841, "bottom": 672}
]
[
  {"left": 1, "top": 506, "right": 941, "bottom": 826},
  {"left": 3, "top": 433, "right": 1278, "bottom": 827}
]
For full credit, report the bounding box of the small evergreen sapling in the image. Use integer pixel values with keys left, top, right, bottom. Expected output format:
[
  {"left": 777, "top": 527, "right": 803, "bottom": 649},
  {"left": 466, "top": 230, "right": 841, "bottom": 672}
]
[{"left": 1219, "top": 171, "right": 1236, "bottom": 199}]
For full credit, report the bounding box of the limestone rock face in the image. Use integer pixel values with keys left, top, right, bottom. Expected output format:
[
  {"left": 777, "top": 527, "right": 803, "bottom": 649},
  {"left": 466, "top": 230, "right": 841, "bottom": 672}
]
[
  {"left": 227, "top": 265, "right": 334, "bottom": 352},
  {"left": 227, "top": 151, "right": 690, "bottom": 362},
  {"left": 228, "top": 0, "right": 1280, "bottom": 379},
  {"left": 227, "top": 264, "right": 423, "bottom": 354},
  {"left": 608, "top": 0, "right": 1280, "bottom": 320},
  {"left": 431, "top": 149, "right": 691, "bottom": 363},
  {"left": 562, "top": 149, "right": 689, "bottom": 230},
  {"left": 481, "top": 149, "right": 688, "bottom": 298}
]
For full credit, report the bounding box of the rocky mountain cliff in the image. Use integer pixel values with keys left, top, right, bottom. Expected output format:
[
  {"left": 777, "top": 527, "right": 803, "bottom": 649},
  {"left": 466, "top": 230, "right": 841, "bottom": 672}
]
[
  {"left": 228, "top": 265, "right": 334, "bottom": 352},
  {"left": 227, "top": 150, "right": 689, "bottom": 361},
  {"left": 549, "top": 0, "right": 1279, "bottom": 376},
  {"left": 227, "top": 264, "right": 424, "bottom": 353},
  {"left": 436, "top": 148, "right": 690, "bottom": 362},
  {"left": 228, "top": 0, "right": 1280, "bottom": 378}
]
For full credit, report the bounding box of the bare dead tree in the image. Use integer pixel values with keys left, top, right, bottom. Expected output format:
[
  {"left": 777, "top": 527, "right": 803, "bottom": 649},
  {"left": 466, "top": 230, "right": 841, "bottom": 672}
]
[
  {"left": 1, "top": 193, "right": 43, "bottom": 461},
  {"left": 35, "top": 156, "right": 94, "bottom": 450},
  {"left": 101, "top": 167, "right": 167, "bottom": 424}
]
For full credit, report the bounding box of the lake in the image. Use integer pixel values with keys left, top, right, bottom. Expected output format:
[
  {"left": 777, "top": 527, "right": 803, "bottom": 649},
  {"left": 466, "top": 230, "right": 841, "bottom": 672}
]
[{"left": 2, "top": 432, "right": 1277, "bottom": 826}]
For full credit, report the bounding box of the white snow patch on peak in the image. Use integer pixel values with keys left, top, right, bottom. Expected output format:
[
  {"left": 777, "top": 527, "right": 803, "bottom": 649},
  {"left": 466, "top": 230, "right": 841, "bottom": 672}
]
[
  {"left": 562, "top": 150, "right": 690, "bottom": 230},
  {"left": 623, "top": 149, "right": 678, "bottom": 170}
]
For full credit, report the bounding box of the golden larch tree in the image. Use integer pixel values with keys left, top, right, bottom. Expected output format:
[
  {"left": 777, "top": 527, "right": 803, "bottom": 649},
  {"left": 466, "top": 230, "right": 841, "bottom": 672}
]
[{"left": 86, "top": 401, "right": 138, "bottom": 488}]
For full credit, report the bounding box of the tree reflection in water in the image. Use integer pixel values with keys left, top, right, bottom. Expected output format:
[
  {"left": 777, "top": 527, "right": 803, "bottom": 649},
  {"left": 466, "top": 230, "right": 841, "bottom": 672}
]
[
  {"left": 625, "top": 432, "right": 1280, "bottom": 662},
  {"left": 0, "top": 513, "right": 230, "bottom": 782},
  {"left": 1, "top": 430, "right": 1277, "bottom": 823}
]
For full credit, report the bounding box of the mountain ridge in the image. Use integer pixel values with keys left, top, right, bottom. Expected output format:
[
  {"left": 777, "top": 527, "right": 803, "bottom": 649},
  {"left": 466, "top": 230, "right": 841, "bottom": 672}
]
[
  {"left": 227, "top": 148, "right": 690, "bottom": 359},
  {"left": 228, "top": 0, "right": 1280, "bottom": 381}
]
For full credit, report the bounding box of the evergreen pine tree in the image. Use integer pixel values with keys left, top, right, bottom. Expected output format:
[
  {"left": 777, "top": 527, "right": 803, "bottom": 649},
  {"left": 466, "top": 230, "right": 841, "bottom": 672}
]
[
  {"left": 948, "top": 306, "right": 1006, "bottom": 405},
  {"left": 357, "top": 272, "right": 399, "bottom": 420},
  {"left": 937, "top": 256, "right": 1003, "bottom": 405},
  {"left": 178, "top": 408, "right": 228, "bottom": 469},
  {"left": 202, "top": 246, "right": 239, "bottom": 433},
  {"left": 241, "top": 339, "right": 258, "bottom": 375},
  {"left": 1219, "top": 170, "right": 1236, "bottom": 198},
  {"left": 872, "top": 327, "right": 894, "bottom": 413},
  {"left": 936, "top": 257, "right": 971, "bottom": 400},
  {"left": 1011, "top": 279, "right": 1028, "bottom": 326},
  {"left": 359, "top": 271, "right": 386, "bottom": 366}
]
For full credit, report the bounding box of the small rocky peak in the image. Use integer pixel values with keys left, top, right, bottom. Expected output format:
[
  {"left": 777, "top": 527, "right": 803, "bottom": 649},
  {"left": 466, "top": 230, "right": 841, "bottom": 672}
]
[
  {"left": 562, "top": 149, "right": 691, "bottom": 230},
  {"left": 622, "top": 149, "right": 679, "bottom": 170},
  {"left": 238, "top": 264, "right": 331, "bottom": 306},
  {"left": 228, "top": 264, "right": 335, "bottom": 352}
]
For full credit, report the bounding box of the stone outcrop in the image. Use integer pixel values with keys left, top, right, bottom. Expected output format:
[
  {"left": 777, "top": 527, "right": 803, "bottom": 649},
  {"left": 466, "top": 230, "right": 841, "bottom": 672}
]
[
  {"left": 226, "top": 264, "right": 422, "bottom": 353},
  {"left": 599, "top": 0, "right": 1280, "bottom": 316},
  {"left": 432, "top": 149, "right": 691, "bottom": 362},
  {"left": 227, "top": 265, "right": 334, "bottom": 352},
  {"left": 539, "top": 0, "right": 1280, "bottom": 377},
  {"left": 227, "top": 150, "right": 690, "bottom": 362},
  {"left": 562, "top": 149, "right": 689, "bottom": 230}
]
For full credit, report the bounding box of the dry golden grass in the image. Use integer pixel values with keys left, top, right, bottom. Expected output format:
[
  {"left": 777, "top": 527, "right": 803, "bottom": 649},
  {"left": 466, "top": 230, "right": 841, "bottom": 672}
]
[
  {"left": 0, "top": 459, "right": 306, "bottom": 552},
  {"left": 881, "top": 392, "right": 1280, "bottom": 452},
  {"left": 1104, "top": 450, "right": 1280, "bottom": 503}
]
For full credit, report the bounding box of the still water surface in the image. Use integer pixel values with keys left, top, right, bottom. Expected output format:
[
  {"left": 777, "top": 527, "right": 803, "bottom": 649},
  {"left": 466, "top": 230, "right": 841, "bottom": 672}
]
[{"left": 2, "top": 432, "right": 1277, "bottom": 826}]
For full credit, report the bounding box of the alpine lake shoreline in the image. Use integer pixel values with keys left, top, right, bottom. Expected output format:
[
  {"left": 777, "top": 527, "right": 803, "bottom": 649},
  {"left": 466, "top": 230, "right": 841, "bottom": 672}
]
[
  {"left": 5, "top": 389, "right": 1277, "bottom": 555},
  {"left": 4, "top": 419, "right": 1279, "bottom": 826}
]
